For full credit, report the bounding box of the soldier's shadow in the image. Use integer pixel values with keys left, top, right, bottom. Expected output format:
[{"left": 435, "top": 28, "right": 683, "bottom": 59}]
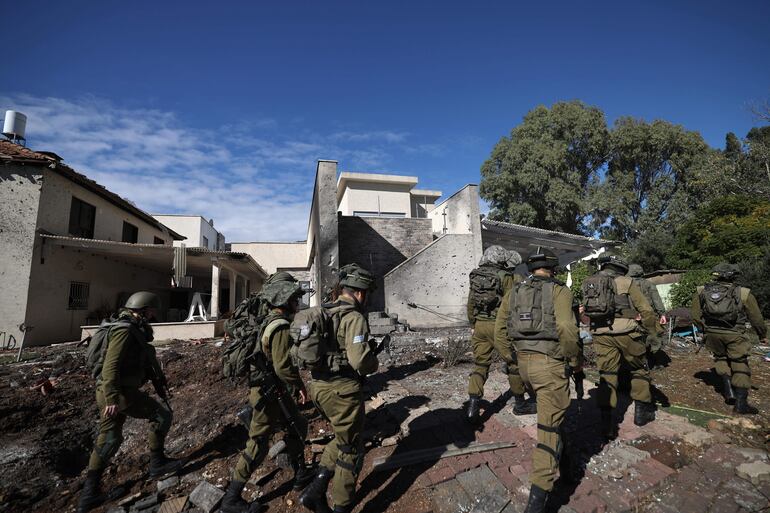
[
  {"left": 178, "top": 423, "right": 248, "bottom": 474},
  {"left": 365, "top": 355, "right": 441, "bottom": 397},
  {"left": 356, "top": 392, "right": 515, "bottom": 513}
]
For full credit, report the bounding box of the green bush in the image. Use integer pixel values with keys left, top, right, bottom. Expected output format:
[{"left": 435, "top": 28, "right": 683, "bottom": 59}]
[
  {"left": 668, "top": 269, "right": 711, "bottom": 309},
  {"left": 557, "top": 260, "right": 593, "bottom": 302},
  {"left": 737, "top": 246, "right": 770, "bottom": 318}
]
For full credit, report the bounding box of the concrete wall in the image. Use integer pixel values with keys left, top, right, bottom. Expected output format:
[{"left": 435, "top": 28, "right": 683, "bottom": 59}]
[
  {"left": 384, "top": 234, "right": 477, "bottom": 328},
  {"left": 428, "top": 184, "right": 481, "bottom": 240},
  {"left": 338, "top": 181, "right": 413, "bottom": 217},
  {"left": 338, "top": 215, "right": 433, "bottom": 310},
  {"left": 0, "top": 164, "right": 44, "bottom": 345},
  {"left": 311, "top": 160, "right": 339, "bottom": 306},
  {"left": 24, "top": 243, "right": 172, "bottom": 345},
  {"left": 37, "top": 171, "right": 176, "bottom": 245},
  {"left": 82, "top": 319, "right": 225, "bottom": 342},
  {"left": 152, "top": 215, "right": 223, "bottom": 249},
  {"left": 230, "top": 241, "right": 307, "bottom": 274}
]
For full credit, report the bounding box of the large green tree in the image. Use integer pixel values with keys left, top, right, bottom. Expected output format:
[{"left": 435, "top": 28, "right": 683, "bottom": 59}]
[
  {"left": 480, "top": 100, "right": 609, "bottom": 234},
  {"left": 589, "top": 118, "right": 711, "bottom": 242}
]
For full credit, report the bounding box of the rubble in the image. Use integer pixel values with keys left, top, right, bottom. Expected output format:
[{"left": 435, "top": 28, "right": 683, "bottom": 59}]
[{"left": 188, "top": 481, "right": 224, "bottom": 513}]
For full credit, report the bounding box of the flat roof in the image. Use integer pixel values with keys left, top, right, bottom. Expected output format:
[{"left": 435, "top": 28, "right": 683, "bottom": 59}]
[{"left": 411, "top": 189, "right": 442, "bottom": 198}]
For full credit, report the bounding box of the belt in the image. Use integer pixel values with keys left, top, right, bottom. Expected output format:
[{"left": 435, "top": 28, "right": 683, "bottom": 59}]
[{"left": 310, "top": 368, "right": 360, "bottom": 382}]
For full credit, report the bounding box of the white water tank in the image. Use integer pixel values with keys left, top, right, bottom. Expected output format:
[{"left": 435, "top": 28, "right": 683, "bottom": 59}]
[{"left": 3, "top": 111, "right": 27, "bottom": 141}]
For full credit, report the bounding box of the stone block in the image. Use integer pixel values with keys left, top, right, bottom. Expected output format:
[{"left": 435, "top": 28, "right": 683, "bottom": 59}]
[
  {"left": 133, "top": 494, "right": 159, "bottom": 510},
  {"left": 157, "top": 475, "right": 180, "bottom": 493},
  {"left": 736, "top": 461, "right": 770, "bottom": 486},
  {"left": 432, "top": 480, "right": 473, "bottom": 513},
  {"left": 455, "top": 465, "right": 510, "bottom": 513},
  {"left": 188, "top": 481, "right": 225, "bottom": 513}
]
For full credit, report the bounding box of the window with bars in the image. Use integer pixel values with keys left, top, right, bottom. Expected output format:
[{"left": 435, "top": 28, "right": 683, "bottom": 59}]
[{"left": 68, "top": 282, "right": 90, "bottom": 310}]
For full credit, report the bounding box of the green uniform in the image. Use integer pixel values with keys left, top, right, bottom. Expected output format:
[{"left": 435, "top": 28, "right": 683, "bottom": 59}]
[
  {"left": 87, "top": 310, "right": 172, "bottom": 472},
  {"left": 633, "top": 277, "right": 665, "bottom": 352},
  {"left": 232, "top": 311, "right": 308, "bottom": 484},
  {"left": 590, "top": 271, "right": 659, "bottom": 408},
  {"left": 468, "top": 271, "right": 526, "bottom": 397},
  {"left": 308, "top": 295, "right": 379, "bottom": 509},
  {"left": 495, "top": 276, "right": 580, "bottom": 492},
  {"left": 691, "top": 285, "right": 766, "bottom": 389}
]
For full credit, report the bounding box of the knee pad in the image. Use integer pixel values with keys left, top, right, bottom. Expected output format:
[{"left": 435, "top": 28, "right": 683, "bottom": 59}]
[{"left": 336, "top": 443, "right": 363, "bottom": 475}]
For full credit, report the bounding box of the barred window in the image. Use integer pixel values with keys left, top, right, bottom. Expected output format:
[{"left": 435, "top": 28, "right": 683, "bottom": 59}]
[{"left": 68, "top": 282, "right": 90, "bottom": 310}]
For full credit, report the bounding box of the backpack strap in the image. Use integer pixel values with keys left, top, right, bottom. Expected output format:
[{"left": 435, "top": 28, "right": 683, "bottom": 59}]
[
  {"left": 261, "top": 318, "right": 290, "bottom": 357},
  {"left": 738, "top": 286, "right": 749, "bottom": 304}
]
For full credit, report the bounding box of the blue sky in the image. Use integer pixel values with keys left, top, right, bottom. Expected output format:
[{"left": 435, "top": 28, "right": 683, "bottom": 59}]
[{"left": 3, "top": 1, "right": 769, "bottom": 241}]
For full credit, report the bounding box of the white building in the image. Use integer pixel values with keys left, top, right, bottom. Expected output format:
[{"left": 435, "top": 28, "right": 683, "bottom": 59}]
[{"left": 152, "top": 215, "right": 226, "bottom": 250}]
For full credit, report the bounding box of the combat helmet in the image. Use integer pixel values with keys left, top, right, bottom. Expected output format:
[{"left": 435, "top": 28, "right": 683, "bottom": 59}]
[
  {"left": 711, "top": 263, "right": 740, "bottom": 281},
  {"left": 627, "top": 264, "right": 644, "bottom": 277},
  {"left": 261, "top": 280, "right": 304, "bottom": 308},
  {"left": 265, "top": 271, "right": 297, "bottom": 285},
  {"left": 504, "top": 249, "right": 523, "bottom": 270},
  {"left": 339, "top": 263, "right": 376, "bottom": 291},
  {"left": 478, "top": 245, "right": 509, "bottom": 268},
  {"left": 598, "top": 254, "right": 629, "bottom": 274},
  {"left": 124, "top": 291, "right": 160, "bottom": 310},
  {"left": 526, "top": 248, "right": 559, "bottom": 272}
]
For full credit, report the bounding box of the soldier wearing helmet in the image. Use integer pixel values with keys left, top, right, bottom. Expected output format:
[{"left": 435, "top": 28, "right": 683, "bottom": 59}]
[
  {"left": 221, "top": 278, "right": 314, "bottom": 513},
  {"left": 466, "top": 245, "right": 535, "bottom": 423},
  {"left": 78, "top": 292, "right": 182, "bottom": 513},
  {"left": 585, "top": 254, "right": 660, "bottom": 439},
  {"left": 495, "top": 248, "right": 581, "bottom": 513},
  {"left": 691, "top": 263, "right": 767, "bottom": 414},
  {"left": 300, "top": 263, "right": 379, "bottom": 513},
  {"left": 627, "top": 264, "right": 667, "bottom": 364}
]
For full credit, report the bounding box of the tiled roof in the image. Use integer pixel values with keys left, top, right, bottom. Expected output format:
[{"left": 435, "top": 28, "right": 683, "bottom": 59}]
[
  {"left": 481, "top": 218, "right": 615, "bottom": 245},
  {"left": 0, "top": 140, "right": 185, "bottom": 240}
]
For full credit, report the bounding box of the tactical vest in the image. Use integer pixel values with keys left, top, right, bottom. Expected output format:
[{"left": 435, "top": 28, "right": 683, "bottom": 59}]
[
  {"left": 697, "top": 283, "right": 750, "bottom": 331},
  {"left": 592, "top": 275, "right": 639, "bottom": 335},
  {"left": 507, "top": 277, "right": 561, "bottom": 357}
]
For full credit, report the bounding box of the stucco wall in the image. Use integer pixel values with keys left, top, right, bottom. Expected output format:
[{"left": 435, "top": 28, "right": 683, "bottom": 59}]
[
  {"left": 152, "top": 215, "right": 221, "bottom": 248},
  {"left": 338, "top": 182, "right": 413, "bottom": 217},
  {"left": 38, "top": 171, "right": 175, "bottom": 245},
  {"left": 338, "top": 215, "right": 433, "bottom": 311},
  {"left": 0, "top": 163, "right": 44, "bottom": 345},
  {"left": 230, "top": 241, "right": 307, "bottom": 274},
  {"left": 24, "top": 244, "right": 172, "bottom": 345},
  {"left": 428, "top": 184, "right": 480, "bottom": 238},
  {"left": 384, "top": 234, "right": 476, "bottom": 328},
  {"left": 314, "top": 160, "right": 339, "bottom": 305}
]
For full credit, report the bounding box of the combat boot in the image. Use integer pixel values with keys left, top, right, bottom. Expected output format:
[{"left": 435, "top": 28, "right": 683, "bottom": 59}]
[
  {"left": 76, "top": 470, "right": 103, "bottom": 513},
  {"left": 299, "top": 467, "right": 333, "bottom": 513},
  {"left": 512, "top": 394, "right": 537, "bottom": 415},
  {"left": 733, "top": 388, "right": 758, "bottom": 414},
  {"left": 292, "top": 459, "right": 316, "bottom": 491},
  {"left": 523, "top": 484, "right": 549, "bottom": 513},
  {"left": 633, "top": 401, "right": 656, "bottom": 427},
  {"left": 220, "top": 480, "right": 252, "bottom": 513},
  {"left": 332, "top": 506, "right": 352, "bottom": 513},
  {"left": 721, "top": 375, "right": 736, "bottom": 405},
  {"left": 600, "top": 408, "right": 615, "bottom": 440},
  {"left": 149, "top": 450, "right": 184, "bottom": 478},
  {"left": 465, "top": 395, "right": 481, "bottom": 423}
]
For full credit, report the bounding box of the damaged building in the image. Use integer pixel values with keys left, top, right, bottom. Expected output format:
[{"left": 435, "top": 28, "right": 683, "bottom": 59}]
[{"left": 0, "top": 140, "right": 267, "bottom": 346}]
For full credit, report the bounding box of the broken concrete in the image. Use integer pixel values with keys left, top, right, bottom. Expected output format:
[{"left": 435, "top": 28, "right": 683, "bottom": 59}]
[
  {"left": 736, "top": 461, "right": 770, "bottom": 485},
  {"left": 188, "top": 481, "right": 224, "bottom": 513}
]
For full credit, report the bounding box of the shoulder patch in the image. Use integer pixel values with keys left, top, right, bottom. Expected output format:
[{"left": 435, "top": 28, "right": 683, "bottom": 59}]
[{"left": 353, "top": 334, "right": 365, "bottom": 344}]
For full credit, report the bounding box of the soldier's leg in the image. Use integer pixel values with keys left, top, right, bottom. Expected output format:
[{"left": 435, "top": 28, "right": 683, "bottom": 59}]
[
  {"left": 705, "top": 334, "right": 731, "bottom": 377},
  {"left": 468, "top": 320, "right": 495, "bottom": 397},
  {"left": 619, "top": 333, "right": 652, "bottom": 404},
  {"left": 232, "top": 387, "right": 274, "bottom": 483},
  {"left": 121, "top": 389, "right": 173, "bottom": 453},
  {"left": 726, "top": 334, "right": 757, "bottom": 414},
  {"left": 593, "top": 336, "right": 621, "bottom": 409},
  {"left": 521, "top": 353, "right": 569, "bottom": 512},
  {"left": 301, "top": 381, "right": 336, "bottom": 512},
  {"left": 323, "top": 381, "right": 365, "bottom": 510},
  {"left": 491, "top": 323, "right": 525, "bottom": 396},
  {"left": 87, "top": 386, "right": 127, "bottom": 472}
]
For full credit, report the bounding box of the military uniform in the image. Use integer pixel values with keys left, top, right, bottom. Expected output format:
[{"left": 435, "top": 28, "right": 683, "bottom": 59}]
[
  {"left": 222, "top": 280, "right": 312, "bottom": 513},
  {"left": 691, "top": 264, "right": 767, "bottom": 414},
  {"left": 628, "top": 264, "right": 665, "bottom": 353},
  {"left": 300, "top": 264, "right": 379, "bottom": 513},
  {"left": 588, "top": 257, "right": 659, "bottom": 431},
  {"left": 495, "top": 249, "right": 581, "bottom": 513}
]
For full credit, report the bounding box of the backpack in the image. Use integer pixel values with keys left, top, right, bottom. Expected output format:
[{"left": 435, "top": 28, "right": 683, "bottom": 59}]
[
  {"left": 699, "top": 282, "right": 742, "bottom": 327},
  {"left": 581, "top": 273, "right": 616, "bottom": 322},
  {"left": 507, "top": 277, "right": 559, "bottom": 342},
  {"left": 289, "top": 302, "right": 356, "bottom": 372},
  {"left": 84, "top": 318, "right": 132, "bottom": 379},
  {"left": 469, "top": 266, "right": 505, "bottom": 316},
  {"left": 222, "top": 296, "right": 271, "bottom": 381}
]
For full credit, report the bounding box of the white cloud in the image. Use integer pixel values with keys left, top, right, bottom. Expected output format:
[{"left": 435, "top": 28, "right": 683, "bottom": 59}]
[{"left": 0, "top": 93, "right": 438, "bottom": 242}]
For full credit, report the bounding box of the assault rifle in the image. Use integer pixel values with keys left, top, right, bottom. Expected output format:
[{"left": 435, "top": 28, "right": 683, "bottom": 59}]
[
  {"left": 150, "top": 363, "right": 173, "bottom": 413},
  {"left": 566, "top": 365, "right": 585, "bottom": 414}
]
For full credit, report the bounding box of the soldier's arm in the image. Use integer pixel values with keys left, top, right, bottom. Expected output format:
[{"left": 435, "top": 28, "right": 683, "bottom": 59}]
[
  {"left": 555, "top": 286, "right": 581, "bottom": 366},
  {"left": 344, "top": 313, "right": 379, "bottom": 376},
  {"left": 629, "top": 282, "right": 658, "bottom": 334},
  {"left": 648, "top": 282, "right": 666, "bottom": 315},
  {"left": 494, "top": 290, "right": 512, "bottom": 348},
  {"left": 101, "top": 328, "right": 131, "bottom": 406},
  {"left": 466, "top": 288, "right": 475, "bottom": 325},
  {"left": 744, "top": 292, "right": 768, "bottom": 339},
  {"left": 690, "top": 291, "right": 704, "bottom": 331},
  {"left": 270, "top": 324, "right": 304, "bottom": 391}
]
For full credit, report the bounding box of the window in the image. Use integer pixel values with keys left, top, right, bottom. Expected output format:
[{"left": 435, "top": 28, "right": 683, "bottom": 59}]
[
  {"left": 153, "top": 236, "right": 165, "bottom": 245},
  {"left": 68, "top": 197, "right": 96, "bottom": 239},
  {"left": 122, "top": 221, "right": 138, "bottom": 243},
  {"left": 202, "top": 235, "right": 209, "bottom": 249},
  {"left": 68, "top": 282, "right": 89, "bottom": 310}
]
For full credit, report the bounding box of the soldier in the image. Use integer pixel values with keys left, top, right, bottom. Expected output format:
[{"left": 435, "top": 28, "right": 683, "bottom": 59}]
[
  {"left": 78, "top": 292, "right": 182, "bottom": 513},
  {"left": 584, "top": 255, "right": 659, "bottom": 437},
  {"left": 221, "top": 280, "right": 314, "bottom": 513},
  {"left": 495, "top": 249, "right": 581, "bottom": 513},
  {"left": 691, "top": 263, "right": 767, "bottom": 414},
  {"left": 299, "top": 264, "right": 379, "bottom": 513},
  {"left": 467, "top": 245, "right": 535, "bottom": 422},
  {"left": 627, "top": 264, "right": 667, "bottom": 358}
]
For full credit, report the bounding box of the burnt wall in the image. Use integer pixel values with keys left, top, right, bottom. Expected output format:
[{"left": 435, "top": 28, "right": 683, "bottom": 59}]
[{"left": 338, "top": 215, "right": 433, "bottom": 310}]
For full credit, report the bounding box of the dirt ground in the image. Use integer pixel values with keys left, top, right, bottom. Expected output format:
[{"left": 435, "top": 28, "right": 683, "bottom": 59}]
[{"left": 0, "top": 332, "right": 768, "bottom": 513}]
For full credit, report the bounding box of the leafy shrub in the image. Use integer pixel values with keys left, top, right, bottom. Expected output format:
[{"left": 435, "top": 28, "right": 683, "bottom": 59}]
[
  {"left": 668, "top": 269, "right": 711, "bottom": 309},
  {"left": 557, "top": 260, "right": 593, "bottom": 302}
]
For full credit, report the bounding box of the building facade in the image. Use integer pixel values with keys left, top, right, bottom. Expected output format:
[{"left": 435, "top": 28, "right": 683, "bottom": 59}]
[{"left": 152, "top": 215, "right": 226, "bottom": 250}]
